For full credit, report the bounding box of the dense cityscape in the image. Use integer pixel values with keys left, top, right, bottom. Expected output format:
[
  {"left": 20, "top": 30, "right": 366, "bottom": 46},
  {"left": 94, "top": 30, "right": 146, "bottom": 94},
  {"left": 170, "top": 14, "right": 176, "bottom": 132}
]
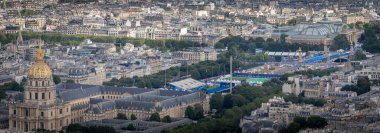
[{"left": 0, "top": 0, "right": 380, "bottom": 133}]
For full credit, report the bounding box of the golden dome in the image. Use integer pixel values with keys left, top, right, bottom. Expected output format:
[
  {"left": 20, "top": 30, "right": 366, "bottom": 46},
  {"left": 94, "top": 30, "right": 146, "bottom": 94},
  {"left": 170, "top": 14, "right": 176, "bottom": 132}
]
[
  {"left": 28, "top": 62, "right": 52, "bottom": 79},
  {"left": 27, "top": 41, "right": 52, "bottom": 79}
]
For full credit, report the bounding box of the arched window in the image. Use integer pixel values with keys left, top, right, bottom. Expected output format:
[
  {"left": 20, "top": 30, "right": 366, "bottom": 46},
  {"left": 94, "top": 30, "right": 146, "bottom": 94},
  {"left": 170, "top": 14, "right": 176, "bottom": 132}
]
[
  {"left": 35, "top": 81, "right": 38, "bottom": 87},
  {"left": 42, "top": 81, "right": 45, "bottom": 87}
]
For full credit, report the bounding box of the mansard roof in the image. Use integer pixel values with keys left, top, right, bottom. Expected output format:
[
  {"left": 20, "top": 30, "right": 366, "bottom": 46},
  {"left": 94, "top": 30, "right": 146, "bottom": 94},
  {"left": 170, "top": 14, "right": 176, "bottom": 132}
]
[
  {"left": 54, "top": 83, "right": 206, "bottom": 113},
  {"left": 56, "top": 83, "right": 151, "bottom": 102}
]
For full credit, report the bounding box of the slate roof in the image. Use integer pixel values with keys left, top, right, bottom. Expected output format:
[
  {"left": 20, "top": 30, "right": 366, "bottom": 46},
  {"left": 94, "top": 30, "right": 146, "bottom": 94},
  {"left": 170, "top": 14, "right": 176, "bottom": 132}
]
[
  {"left": 115, "top": 100, "right": 155, "bottom": 111},
  {"left": 56, "top": 83, "right": 151, "bottom": 102},
  {"left": 52, "top": 83, "right": 206, "bottom": 113},
  {"left": 87, "top": 100, "right": 116, "bottom": 114}
]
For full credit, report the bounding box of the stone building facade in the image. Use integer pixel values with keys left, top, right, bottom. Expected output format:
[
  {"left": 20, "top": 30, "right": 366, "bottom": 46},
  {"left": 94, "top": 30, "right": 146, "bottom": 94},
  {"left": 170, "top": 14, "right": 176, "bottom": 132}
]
[{"left": 8, "top": 45, "right": 71, "bottom": 132}]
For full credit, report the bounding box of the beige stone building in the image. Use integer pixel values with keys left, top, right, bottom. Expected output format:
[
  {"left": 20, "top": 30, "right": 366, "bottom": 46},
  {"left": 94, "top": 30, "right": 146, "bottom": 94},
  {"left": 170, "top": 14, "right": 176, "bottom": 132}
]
[
  {"left": 342, "top": 15, "right": 366, "bottom": 24},
  {"left": 303, "top": 78, "right": 336, "bottom": 98},
  {"left": 63, "top": 66, "right": 106, "bottom": 85},
  {"left": 173, "top": 50, "right": 217, "bottom": 64}
]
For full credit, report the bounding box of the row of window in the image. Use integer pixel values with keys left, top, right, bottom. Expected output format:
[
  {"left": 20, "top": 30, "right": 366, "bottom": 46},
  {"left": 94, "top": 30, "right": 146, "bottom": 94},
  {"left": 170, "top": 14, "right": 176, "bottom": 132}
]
[
  {"left": 12, "top": 119, "right": 68, "bottom": 131},
  {"left": 12, "top": 108, "right": 64, "bottom": 116},
  {"left": 29, "top": 80, "right": 51, "bottom": 87},
  {"left": 28, "top": 92, "right": 51, "bottom": 100}
]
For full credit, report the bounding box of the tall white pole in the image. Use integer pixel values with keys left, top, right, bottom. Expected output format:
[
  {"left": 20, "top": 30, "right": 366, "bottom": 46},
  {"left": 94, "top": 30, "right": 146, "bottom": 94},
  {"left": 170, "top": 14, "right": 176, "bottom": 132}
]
[{"left": 230, "top": 56, "right": 233, "bottom": 94}]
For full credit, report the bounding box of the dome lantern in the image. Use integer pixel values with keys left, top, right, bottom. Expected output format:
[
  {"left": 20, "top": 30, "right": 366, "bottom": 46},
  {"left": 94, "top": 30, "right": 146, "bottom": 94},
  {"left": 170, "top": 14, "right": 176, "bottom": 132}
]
[{"left": 27, "top": 39, "right": 52, "bottom": 79}]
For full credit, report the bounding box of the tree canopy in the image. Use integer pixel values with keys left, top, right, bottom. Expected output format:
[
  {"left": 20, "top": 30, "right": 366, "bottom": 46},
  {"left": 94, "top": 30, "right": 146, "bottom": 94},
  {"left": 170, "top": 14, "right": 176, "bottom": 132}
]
[
  {"left": 279, "top": 116, "right": 327, "bottom": 133},
  {"left": 66, "top": 79, "right": 75, "bottom": 84},
  {"left": 341, "top": 77, "right": 371, "bottom": 95},
  {"left": 284, "top": 94, "right": 326, "bottom": 107},
  {"left": 361, "top": 23, "right": 380, "bottom": 53},
  {"left": 130, "top": 114, "right": 137, "bottom": 120},
  {"left": 53, "top": 75, "right": 61, "bottom": 84},
  {"left": 126, "top": 124, "right": 136, "bottom": 131},
  {"left": 332, "top": 34, "right": 350, "bottom": 50},
  {"left": 67, "top": 124, "right": 115, "bottom": 133},
  {"left": 162, "top": 115, "right": 172, "bottom": 123},
  {"left": 116, "top": 113, "right": 127, "bottom": 120},
  {"left": 210, "top": 93, "right": 224, "bottom": 112},
  {"left": 185, "top": 104, "right": 204, "bottom": 120},
  {"left": 352, "top": 50, "right": 367, "bottom": 61},
  {"left": 149, "top": 112, "right": 161, "bottom": 122}
]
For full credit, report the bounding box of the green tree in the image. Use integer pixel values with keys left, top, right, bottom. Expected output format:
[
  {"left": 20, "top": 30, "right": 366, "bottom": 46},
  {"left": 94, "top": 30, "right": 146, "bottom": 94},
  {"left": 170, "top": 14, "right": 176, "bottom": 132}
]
[
  {"left": 185, "top": 106, "right": 195, "bottom": 119},
  {"left": 130, "top": 114, "right": 137, "bottom": 120},
  {"left": 116, "top": 113, "right": 127, "bottom": 120},
  {"left": 66, "top": 79, "right": 75, "bottom": 84},
  {"left": 306, "top": 116, "right": 328, "bottom": 128},
  {"left": 352, "top": 50, "right": 367, "bottom": 61},
  {"left": 66, "top": 124, "right": 83, "bottom": 133},
  {"left": 68, "top": 19, "right": 83, "bottom": 25},
  {"left": 287, "top": 18, "right": 297, "bottom": 26},
  {"left": 89, "top": 125, "right": 116, "bottom": 133},
  {"left": 20, "top": 9, "right": 34, "bottom": 17},
  {"left": 333, "top": 34, "right": 350, "bottom": 50},
  {"left": 357, "top": 77, "right": 371, "bottom": 94},
  {"left": 342, "top": 85, "right": 361, "bottom": 92},
  {"left": 0, "top": 90, "right": 6, "bottom": 101},
  {"left": 193, "top": 104, "right": 204, "bottom": 120},
  {"left": 362, "top": 23, "right": 380, "bottom": 53},
  {"left": 223, "top": 94, "right": 234, "bottom": 108},
  {"left": 280, "top": 34, "right": 288, "bottom": 43},
  {"left": 126, "top": 124, "right": 136, "bottom": 131},
  {"left": 342, "top": 77, "right": 371, "bottom": 95},
  {"left": 280, "top": 122, "right": 301, "bottom": 133},
  {"left": 231, "top": 94, "right": 248, "bottom": 107},
  {"left": 293, "top": 117, "right": 307, "bottom": 129},
  {"left": 53, "top": 75, "right": 61, "bottom": 84},
  {"left": 149, "top": 112, "right": 160, "bottom": 122},
  {"left": 0, "top": 81, "right": 23, "bottom": 91},
  {"left": 210, "top": 93, "right": 224, "bottom": 111},
  {"left": 35, "top": 128, "right": 48, "bottom": 132},
  {"left": 162, "top": 115, "right": 171, "bottom": 123}
]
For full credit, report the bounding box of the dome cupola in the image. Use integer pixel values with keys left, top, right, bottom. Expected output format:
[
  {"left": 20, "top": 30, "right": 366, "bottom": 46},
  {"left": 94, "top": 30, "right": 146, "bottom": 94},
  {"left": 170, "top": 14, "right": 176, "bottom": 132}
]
[{"left": 27, "top": 41, "right": 52, "bottom": 79}]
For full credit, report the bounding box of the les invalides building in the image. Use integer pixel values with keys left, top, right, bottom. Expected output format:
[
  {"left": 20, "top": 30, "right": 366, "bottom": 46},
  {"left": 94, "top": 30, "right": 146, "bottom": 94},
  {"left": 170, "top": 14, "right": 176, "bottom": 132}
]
[{"left": 7, "top": 43, "right": 209, "bottom": 132}]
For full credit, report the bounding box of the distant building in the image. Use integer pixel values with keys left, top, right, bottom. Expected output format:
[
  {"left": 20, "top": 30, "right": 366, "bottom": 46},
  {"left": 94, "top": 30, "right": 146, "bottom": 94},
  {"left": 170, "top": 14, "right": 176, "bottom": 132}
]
[
  {"left": 63, "top": 66, "right": 106, "bottom": 85},
  {"left": 355, "top": 66, "right": 380, "bottom": 80},
  {"left": 257, "top": 96, "right": 317, "bottom": 124},
  {"left": 282, "top": 75, "right": 304, "bottom": 96},
  {"left": 303, "top": 78, "right": 335, "bottom": 98},
  {"left": 342, "top": 15, "right": 366, "bottom": 24},
  {"left": 253, "top": 19, "right": 362, "bottom": 46},
  {"left": 173, "top": 50, "right": 217, "bottom": 64}
]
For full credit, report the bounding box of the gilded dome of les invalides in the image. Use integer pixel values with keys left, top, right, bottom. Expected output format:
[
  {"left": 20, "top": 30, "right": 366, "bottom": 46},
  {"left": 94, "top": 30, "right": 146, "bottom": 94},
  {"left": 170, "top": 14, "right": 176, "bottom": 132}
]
[{"left": 27, "top": 44, "right": 52, "bottom": 79}]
